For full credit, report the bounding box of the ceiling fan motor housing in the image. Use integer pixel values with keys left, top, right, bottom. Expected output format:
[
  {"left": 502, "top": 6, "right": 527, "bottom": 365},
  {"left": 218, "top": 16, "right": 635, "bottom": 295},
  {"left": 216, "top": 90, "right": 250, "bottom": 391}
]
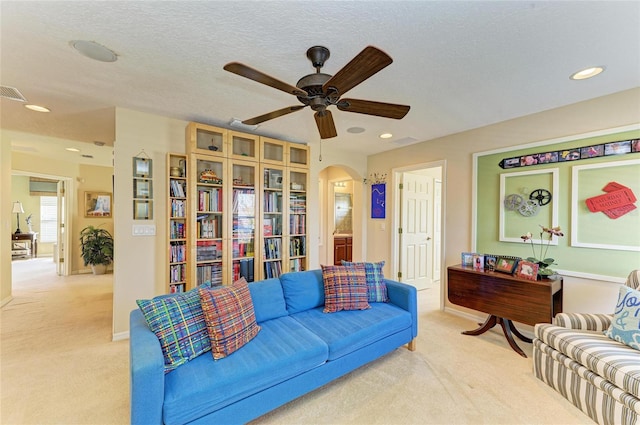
[{"left": 296, "top": 73, "right": 334, "bottom": 110}]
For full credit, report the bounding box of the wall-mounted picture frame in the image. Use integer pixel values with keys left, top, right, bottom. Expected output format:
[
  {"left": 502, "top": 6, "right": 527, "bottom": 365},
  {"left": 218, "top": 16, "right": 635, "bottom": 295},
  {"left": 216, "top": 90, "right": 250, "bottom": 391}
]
[
  {"left": 515, "top": 260, "right": 539, "bottom": 281},
  {"left": 133, "top": 157, "right": 152, "bottom": 178},
  {"left": 84, "top": 192, "right": 112, "bottom": 218},
  {"left": 495, "top": 256, "right": 519, "bottom": 274},
  {"left": 499, "top": 168, "right": 559, "bottom": 244},
  {"left": 133, "top": 178, "right": 152, "bottom": 199},
  {"left": 134, "top": 199, "right": 153, "bottom": 220},
  {"left": 371, "top": 183, "right": 386, "bottom": 219},
  {"left": 571, "top": 158, "right": 640, "bottom": 252}
]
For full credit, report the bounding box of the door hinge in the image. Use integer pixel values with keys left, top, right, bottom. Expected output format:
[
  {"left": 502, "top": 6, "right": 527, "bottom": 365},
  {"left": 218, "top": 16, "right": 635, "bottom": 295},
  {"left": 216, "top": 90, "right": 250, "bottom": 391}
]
[
  {"left": 398, "top": 228, "right": 402, "bottom": 234},
  {"left": 399, "top": 183, "right": 403, "bottom": 190},
  {"left": 397, "top": 271, "right": 402, "bottom": 279}
]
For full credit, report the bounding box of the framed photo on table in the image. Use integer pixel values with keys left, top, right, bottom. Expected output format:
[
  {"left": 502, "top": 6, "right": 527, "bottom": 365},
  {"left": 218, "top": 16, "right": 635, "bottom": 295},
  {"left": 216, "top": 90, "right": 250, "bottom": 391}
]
[
  {"left": 495, "top": 256, "right": 519, "bottom": 274},
  {"left": 515, "top": 260, "right": 539, "bottom": 281}
]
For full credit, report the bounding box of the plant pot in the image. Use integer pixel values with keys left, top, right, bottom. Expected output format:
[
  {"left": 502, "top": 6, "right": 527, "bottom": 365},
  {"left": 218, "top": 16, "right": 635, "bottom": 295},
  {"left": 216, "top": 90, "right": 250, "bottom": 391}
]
[{"left": 91, "top": 264, "right": 107, "bottom": 275}]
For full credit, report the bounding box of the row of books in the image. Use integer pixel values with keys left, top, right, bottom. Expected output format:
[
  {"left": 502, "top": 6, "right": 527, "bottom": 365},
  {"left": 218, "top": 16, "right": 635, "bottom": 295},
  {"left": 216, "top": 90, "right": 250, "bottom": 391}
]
[
  {"left": 289, "top": 214, "right": 306, "bottom": 235},
  {"left": 197, "top": 217, "right": 221, "bottom": 238},
  {"left": 196, "top": 240, "right": 222, "bottom": 261},
  {"left": 169, "top": 242, "right": 186, "bottom": 263},
  {"left": 233, "top": 239, "right": 254, "bottom": 258},
  {"left": 197, "top": 264, "right": 222, "bottom": 287},
  {"left": 171, "top": 199, "right": 186, "bottom": 218},
  {"left": 263, "top": 217, "right": 282, "bottom": 236},
  {"left": 290, "top": 258, "right": 305, "bottom": 272},
  {"left": 233, "top": 217, "right": 255, "bottom": 237},
  {"left": 290, "top": 236, "right": 306, "bottom": 257},
  {"left": 198, "top": 188, "right": 223, "bottom": 212},
  {"left": 263, "top": 191, "right": 283, "bottom": 212},
  {"left": 263, "top": 237, "right": 282, "bottom": 260},
  {"left": 169, "top": 283, "right": 185, "bottom": 293},
  {"left": 170, "top": 221, "right": 186, "bottom": 239},
  {"left": 233, "top": 258, "right": 255, "bottom": 282},
  {"left": 264, "top": 260, "right": 283, "bottom": 278},
  {"left": 169, "top": 179, "right": 186, "bottom": 198},
  {"left": 289, "top": 194, "right": 306, "bottom": 213},
  {"left": 169, "top": 264, "right": 186, "bottom": 284}
]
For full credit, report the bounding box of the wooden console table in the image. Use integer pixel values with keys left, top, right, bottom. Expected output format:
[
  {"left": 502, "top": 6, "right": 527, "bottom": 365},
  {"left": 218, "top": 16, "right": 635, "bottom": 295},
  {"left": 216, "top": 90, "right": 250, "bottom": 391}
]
[
  {"left": 12, "top": 232, "right": 38, "bottom": 258},
  {"left": 447, "top": 264, "right": 562, "bottom": 357}
]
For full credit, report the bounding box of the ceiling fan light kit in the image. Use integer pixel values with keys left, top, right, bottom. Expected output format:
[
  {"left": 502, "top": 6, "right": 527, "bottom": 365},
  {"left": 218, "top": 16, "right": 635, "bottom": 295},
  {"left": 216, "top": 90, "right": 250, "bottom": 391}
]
[{"left": 224, "top": 45, "right": 410, "bottom": 139}]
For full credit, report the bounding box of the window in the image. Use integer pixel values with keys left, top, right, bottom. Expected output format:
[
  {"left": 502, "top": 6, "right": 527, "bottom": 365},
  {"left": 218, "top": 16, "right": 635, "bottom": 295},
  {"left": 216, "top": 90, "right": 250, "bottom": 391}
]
[{"left": 40, "top": 196, "right": 58, "bottom": 243}]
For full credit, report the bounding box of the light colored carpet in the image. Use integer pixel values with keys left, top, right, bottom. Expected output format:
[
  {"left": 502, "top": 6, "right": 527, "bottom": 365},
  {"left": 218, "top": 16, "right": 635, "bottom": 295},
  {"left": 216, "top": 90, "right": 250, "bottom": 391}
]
[{"left": 1, "top": 258, "right": 593, "bottom": 425}]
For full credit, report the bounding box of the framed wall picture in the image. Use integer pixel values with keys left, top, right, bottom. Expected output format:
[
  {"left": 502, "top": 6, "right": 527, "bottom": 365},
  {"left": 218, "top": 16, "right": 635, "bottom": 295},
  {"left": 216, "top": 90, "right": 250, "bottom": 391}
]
[
  {"left": 133, "top": 178, "right": 152, "bottom": 199},
  {"left": 371, "top": 183, "right": 385, "bottom": 219},
  {"left": 133, "top": 157, "right": 152, "bottom": 178},
  {"left": 134, "top": 200, "right": 153, "bottom": 220},
  {"left": 84, "top": 192, "right": 112, "bottom": 218}
]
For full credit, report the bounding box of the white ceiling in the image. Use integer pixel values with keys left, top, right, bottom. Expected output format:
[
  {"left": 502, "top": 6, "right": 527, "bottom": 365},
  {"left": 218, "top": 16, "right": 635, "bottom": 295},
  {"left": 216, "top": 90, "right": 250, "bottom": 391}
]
[{"left": 2, "top": 1, "right": 639, "bottom": 167}]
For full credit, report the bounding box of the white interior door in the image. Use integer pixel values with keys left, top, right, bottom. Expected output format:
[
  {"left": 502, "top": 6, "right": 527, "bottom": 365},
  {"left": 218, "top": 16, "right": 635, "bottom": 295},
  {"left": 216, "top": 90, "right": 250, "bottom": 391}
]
[
  {"left": 400, "top": 172, "right": 432, "bottom": 290},
  {"left": 56, "top": 179, "right": 70, "bottom": 276},
  {"left": 433, "top": 179, "right": 442, "bottom": 283}
]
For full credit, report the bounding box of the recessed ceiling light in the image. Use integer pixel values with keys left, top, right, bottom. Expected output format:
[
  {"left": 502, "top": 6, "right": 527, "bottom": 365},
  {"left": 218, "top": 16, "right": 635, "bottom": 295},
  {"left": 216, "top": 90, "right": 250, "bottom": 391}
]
[
  {"left": 65, "top": 147, "right": 80, "bottom": 152},
  {"left": 379, "top": 133, "right": 393, "bottom": 139},
  {"left": 347, "top": 127, "right": 365, "bottom": 134},
  {"left": 570, "top": 66, "right": 605, "bottom": 80},
  {"left": 70, "top": 40, "right": 118, "bottom": 63},
  {"left": 24, "top": 104, "right": 50, "bottom": 112}
]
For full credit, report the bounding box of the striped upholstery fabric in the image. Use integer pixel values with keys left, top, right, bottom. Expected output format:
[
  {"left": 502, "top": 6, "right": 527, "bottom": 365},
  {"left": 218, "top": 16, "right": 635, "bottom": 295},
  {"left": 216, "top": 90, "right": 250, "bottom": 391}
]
[
  {"left": 627, "top": 270, "right": 640, "bottom": 290},
  {"left": 554, "top": 313, "right": 612, "bottom": 331}
]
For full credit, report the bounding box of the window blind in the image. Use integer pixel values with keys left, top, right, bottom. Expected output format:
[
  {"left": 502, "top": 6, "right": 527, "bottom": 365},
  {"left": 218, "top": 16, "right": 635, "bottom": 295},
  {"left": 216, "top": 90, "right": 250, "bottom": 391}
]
[{"left": 40, "top": 196, "right": 58, "bottom": 243}]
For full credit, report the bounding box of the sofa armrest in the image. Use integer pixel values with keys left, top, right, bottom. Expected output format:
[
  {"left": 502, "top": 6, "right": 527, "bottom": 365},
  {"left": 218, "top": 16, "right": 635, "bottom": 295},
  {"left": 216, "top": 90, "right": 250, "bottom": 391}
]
[
  {"left": 130, "top": 309, "right": 165, "bottom": 425},
  {"left": 553, "top": 312, "right": 612, "bottom": 331},
  {"left": 385, "top": 279, "right": 418, "bottom": 339}
]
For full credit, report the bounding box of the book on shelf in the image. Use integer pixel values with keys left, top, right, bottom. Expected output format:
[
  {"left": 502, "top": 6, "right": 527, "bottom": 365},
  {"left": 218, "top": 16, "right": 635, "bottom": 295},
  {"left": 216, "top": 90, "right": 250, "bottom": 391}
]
[
  {"left": 196, "top": 240, "right": 222, "bottom": 261},
  {"left": 170, "top": 179, "right": 186, "bottom": 198}
]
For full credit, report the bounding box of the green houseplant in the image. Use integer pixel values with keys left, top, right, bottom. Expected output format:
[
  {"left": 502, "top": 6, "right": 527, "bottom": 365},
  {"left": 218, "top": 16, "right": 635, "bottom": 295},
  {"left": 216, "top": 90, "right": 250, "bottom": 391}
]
[{"left": 79, "top": 225, "right": 114, "bottom": 275}]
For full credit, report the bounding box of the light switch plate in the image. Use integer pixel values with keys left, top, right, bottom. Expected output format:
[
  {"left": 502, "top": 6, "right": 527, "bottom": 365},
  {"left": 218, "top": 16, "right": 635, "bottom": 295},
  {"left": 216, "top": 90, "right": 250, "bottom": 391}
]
[{"left": 132, "top": 224, "right": 156, "bottom": 236}]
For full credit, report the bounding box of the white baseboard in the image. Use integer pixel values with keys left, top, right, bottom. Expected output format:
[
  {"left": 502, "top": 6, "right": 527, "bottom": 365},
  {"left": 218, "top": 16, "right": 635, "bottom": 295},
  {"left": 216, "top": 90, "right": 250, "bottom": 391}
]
[
  {"left": 1, "top": 295, "right": 14, "bottom": 308},
  {"left": 112, "top": 331, "right": 130, "bottom": 341}
]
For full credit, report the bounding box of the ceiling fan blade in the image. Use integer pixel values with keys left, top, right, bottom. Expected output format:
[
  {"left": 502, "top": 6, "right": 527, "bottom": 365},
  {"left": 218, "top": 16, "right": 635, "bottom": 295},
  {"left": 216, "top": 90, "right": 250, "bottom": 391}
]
[
  {"left": 224, "top": 62, "right": 308, "bottom": 97},
  {"left": 322, "top": 46, "right": 393, "bottom": 96},
  {"left": 314, "top": 110, "right": 337, "bottom": 139},
  {"left": 243, "top": 105, "right": 306, "bottom": 125},
  {"left": 337, "top": 99, "right": 410, "bottom": 119}
]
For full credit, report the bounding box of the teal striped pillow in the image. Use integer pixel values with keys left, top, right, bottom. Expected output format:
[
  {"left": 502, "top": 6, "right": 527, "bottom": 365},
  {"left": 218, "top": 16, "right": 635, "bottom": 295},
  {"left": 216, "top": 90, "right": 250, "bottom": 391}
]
[
  {"left": 342, "top": 260, "right": 388, "bottom": 303},
  {"left": 604, "top": 285, "right": 640, "bottom": 351},
  {"left": 137, "top": 289, "right": 211, "bottom": 372},
  {"left": 321, "top": 264, "right": 370, "bottom": 313}
]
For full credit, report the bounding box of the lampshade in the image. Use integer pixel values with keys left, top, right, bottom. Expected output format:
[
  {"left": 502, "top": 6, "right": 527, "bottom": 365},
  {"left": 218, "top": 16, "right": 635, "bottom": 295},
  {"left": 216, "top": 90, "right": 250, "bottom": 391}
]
[{"left": 12, "top": 201, "right": 24, "bottom": 214}]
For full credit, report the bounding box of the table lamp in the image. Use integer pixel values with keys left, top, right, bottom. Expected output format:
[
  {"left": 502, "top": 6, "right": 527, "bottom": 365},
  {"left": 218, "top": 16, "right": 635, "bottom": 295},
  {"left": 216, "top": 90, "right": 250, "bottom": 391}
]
[{"left": 12, "top": 201, "right": 24, "bottom": 234}]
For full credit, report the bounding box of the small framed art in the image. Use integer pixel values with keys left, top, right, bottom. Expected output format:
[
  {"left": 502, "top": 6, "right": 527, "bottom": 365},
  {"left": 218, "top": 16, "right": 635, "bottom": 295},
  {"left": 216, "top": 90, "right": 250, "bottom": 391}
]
[
  {"left": 84, "top": 192, "right": 112, "bottom": 218},
  {"left": 484, "top": 255, "right": 498, "bottom": 271},
  {"left": 495, "top": 256, "right": 519, "bottom": 274},
  {"left": 133, "top": 178, "right": 152, "bottom": 199},
  {"left": 134, "top": 200, "right": 153, "bottom": 220},
  {"left": 461, "top": 252, "right": 475, "bottom": 267},
  {"left": 133, "top": 157, "right": 152, "bottom": 178},
  {"left": 472, "top": 254, "right": 485, "bottom": 272},
  {"left": 515, "top": 260, "right": 539, "bottom": 281}
]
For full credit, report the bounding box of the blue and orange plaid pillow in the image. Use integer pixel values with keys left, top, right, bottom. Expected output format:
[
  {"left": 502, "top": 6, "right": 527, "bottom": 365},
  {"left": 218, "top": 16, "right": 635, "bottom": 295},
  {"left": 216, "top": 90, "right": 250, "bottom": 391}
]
[
  {"left": 198, "top": 278, "right": 261, "bottom": 360},
  {"left": 342, "top": 260, "right": 388, "bottom": 303},
  {"left": 321, "top": 264, "right": 370, "bottom": 313},
  {"left": 137, "top": 289, "right": 210, "bottom": 373}
]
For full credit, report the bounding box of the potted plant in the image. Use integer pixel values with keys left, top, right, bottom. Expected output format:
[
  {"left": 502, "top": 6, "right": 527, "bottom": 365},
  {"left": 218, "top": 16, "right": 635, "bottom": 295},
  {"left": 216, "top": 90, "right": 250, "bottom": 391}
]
[{"left": 79, "top": 225, "right": 114, "bottom": 275}]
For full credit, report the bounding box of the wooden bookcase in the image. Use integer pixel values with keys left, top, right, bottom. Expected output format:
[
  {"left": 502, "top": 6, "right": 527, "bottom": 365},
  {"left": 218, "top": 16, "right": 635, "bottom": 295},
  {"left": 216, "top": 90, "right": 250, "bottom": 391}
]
[
  {"left": 167, "top": 153, "right": 188, "bottom": 293},
  {"left": 179, "top": 121, "right": 309, "bottom": 290}
]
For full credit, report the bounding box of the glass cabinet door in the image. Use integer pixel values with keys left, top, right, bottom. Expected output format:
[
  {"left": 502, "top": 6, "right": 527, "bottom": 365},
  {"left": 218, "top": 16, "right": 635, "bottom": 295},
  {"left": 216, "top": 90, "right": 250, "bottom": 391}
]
[
  {"left": 261, "top": 165, "right": 284, "bottom": 279},
  {"left": 229, "top": 131, "right": 259, "bottom": 162},
  {"left": 168, "top": 153, "right": 187, "bottom": 293},
  {"left": 187, "top": 122, "right": 228, "bottom": 157},
  {"left": 231, "top": 161, "right": 257, "bottom": 282},
  {"left": 194, "top": 156, "right": 225, "bottom": 287},
  {"left": 288, "top": 168, "right": 308, "bottom": 272}
]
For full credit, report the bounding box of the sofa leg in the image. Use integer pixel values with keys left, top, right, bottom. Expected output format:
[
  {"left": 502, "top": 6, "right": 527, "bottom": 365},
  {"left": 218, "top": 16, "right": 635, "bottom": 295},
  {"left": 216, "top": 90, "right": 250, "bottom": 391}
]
[{"left": 407, "top": 339, "right": 416, "bottom": 351}]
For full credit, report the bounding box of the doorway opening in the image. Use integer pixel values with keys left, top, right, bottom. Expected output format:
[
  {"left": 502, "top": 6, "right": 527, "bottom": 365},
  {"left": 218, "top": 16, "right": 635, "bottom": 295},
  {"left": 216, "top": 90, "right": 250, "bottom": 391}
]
[{"left": 391, "top": 161, "right": 445, "bottom": 309}]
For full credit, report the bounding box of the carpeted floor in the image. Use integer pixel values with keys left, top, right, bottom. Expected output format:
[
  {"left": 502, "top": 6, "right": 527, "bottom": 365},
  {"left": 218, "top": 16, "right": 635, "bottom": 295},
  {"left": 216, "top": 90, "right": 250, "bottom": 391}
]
[{"left": 1, "top": 258, "right": 592, "bottom": 424}]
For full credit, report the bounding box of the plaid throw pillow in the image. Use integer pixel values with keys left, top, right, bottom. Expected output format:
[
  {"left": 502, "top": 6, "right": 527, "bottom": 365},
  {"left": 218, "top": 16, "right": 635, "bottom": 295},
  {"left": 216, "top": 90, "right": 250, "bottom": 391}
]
[
  {"left": 321, "top": 264, "right": 370, "bottom": 313},
  {"left": 137, "top": 289, "right": 210, "bottom": 373},
  {"left": 198, "top": 277, "right": 261, "bottom": 360},
  {"left": 342, "top": 260, "right": 388, "bottom": 303}
]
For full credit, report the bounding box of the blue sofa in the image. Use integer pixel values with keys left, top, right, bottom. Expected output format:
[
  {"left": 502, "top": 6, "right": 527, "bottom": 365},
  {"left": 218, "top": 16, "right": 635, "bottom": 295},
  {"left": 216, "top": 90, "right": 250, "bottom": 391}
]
[{"left": 130, "top": 269, "right": 418, "bottom": 425}]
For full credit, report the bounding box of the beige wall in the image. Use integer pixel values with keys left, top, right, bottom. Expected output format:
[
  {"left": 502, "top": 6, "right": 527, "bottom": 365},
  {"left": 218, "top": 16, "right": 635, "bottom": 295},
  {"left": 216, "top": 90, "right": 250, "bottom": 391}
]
[{"left": 367, "top": 88, "right": 640, "bottom": 314}]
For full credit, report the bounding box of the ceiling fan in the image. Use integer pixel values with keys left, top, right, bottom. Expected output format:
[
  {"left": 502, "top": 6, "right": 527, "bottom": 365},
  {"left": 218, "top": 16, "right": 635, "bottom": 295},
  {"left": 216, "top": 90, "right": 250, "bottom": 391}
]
[{"left": 223, "top": 45, "right": 410, "bottom": 139}]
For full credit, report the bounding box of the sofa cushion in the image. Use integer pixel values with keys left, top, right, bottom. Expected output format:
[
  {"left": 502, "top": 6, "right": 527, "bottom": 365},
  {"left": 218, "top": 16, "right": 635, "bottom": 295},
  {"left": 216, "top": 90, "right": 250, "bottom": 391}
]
[
  {"left": 342, "top": 260, "right": 388, "bottom": 303},
  {"left": 292, "top": 302, "right": 412, "bottom": 360},
  {"left": 604, "top": 285, "right": 640, "bottom": 351},
  {"left": 199, "top": 278, "right": 261, "bottom": 360},
  {"left": 136, "top": 288, "right": 210, "bottom": 373},
  {"left": 280, "top": 269, "right": 324, "bottom": 314},
  {"left": 321, "top": 264, "right": 370, "bottom": 313},
  {"left": 248, "top": 277, "right": 288, "bottom": 323},
  {"left": 535, "top": 323, "right": 640, "bottom": 397},
  {"left": 162, "top": 316, "right": 328, "bottom": 425}
]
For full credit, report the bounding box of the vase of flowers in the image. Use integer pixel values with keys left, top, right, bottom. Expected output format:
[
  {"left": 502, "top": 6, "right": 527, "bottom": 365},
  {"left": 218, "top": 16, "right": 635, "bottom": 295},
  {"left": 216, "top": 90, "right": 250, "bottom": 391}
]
[{"left": 521, "top": 225, "right": 564, "bottom": 278}]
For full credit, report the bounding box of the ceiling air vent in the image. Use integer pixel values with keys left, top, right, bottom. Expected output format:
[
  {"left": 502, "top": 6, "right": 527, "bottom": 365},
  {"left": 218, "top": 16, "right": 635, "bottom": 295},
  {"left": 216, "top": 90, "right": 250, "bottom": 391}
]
[
  {"left": 81, "top": 154, "right": 94, "bottom": 159},
  {"left": 0, "top": 86, "right": 27, "bottom": 102}
]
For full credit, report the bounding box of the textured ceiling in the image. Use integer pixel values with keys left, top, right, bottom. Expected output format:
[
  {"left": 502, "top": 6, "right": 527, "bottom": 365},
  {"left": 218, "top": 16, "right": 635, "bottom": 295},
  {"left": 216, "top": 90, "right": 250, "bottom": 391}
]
[{"left": 1, "top": 1, "right": 639, "bottom": 166}]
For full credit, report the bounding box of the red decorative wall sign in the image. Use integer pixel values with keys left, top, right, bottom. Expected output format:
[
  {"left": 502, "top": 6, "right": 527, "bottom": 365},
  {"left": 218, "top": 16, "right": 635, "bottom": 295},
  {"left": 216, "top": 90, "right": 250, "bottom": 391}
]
[{"left": 585, "top": 181, "right": 637, "bottom": 219}]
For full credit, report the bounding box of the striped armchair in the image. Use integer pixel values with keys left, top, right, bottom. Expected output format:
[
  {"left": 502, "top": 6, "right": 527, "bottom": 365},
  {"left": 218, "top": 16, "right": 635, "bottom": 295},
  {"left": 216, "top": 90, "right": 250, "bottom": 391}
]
[{"left": 533, "top": 270, "right": 640, "bottom": 425}]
